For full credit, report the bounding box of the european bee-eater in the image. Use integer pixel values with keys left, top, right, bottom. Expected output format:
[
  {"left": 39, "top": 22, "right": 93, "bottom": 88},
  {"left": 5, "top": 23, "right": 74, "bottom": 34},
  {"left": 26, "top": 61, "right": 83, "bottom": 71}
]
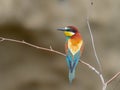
[{"left": 57, "top": 26, "right": 84, "bottom": 83}]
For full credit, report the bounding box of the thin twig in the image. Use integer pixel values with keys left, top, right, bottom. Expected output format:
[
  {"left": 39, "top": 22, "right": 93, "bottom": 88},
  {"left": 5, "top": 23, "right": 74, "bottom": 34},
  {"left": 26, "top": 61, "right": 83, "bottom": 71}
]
[
  {"left": 86, "top": 16, "right": 120, "bottom": 90},
  {"left": 86, "top": 9, "right": 106, "bottom": 89},
  {"left": 106, "top": 72, "right": 120, "bottom": 85},
  {"left": 87, "top": 17, "right": 107, "bottom": 90},
  {"left": 0, "top": 37, "right": 66, "bottom": 56},
  {"left": 86, "top": 17, "right": 102, "bottom": 73},
  {"left": 80, "top": 60, "right": 105, "bottom": 86}
]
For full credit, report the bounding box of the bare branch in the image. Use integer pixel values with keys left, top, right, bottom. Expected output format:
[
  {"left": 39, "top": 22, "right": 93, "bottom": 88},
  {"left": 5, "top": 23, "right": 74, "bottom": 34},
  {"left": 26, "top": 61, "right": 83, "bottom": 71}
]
[
  {"left": 86, "top": 17, "right": 108, "bottom": 90},
  {"left": 86, "top": 17, "right": 102, "bottom": 73},
  {"left": 86, "top": 14, "right": 107, "bottom": 90},
  {"left": 106, "top": 72, "right": 120, "bottom": 85},
  {"left": 0, "top": 37, "right": 65, "bottom": 56},
  {"left": 80, "top": 60, "right": 105, "bottom": 85},
  {"left": 0, "top": 37, "right": 102, "bottom": 75},
  {"left": 0, "top": 36, "right": 103, "bottom": 75}
]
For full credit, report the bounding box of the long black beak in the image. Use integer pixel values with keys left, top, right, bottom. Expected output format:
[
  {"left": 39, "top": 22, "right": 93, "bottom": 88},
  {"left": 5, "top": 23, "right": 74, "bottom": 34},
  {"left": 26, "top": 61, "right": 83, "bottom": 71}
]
[{"left": 57, "top": 28, "right": 66, "bottom": 31}]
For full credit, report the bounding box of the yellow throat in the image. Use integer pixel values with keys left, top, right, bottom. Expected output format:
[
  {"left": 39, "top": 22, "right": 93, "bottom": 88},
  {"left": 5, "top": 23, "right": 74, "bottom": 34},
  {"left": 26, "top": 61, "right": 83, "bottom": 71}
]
[{"left": 64, "top": 31, "right": 75, "bottom": 37}]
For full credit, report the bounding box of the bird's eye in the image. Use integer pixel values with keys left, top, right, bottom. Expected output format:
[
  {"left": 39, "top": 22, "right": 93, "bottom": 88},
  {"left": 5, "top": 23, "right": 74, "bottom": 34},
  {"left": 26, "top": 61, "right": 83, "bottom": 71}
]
[
  {"left": 65, "top": 27, "right": 71, "bottom": 31},
  {"left": 65, "top": 27, "right": 77, "bottom": 33}
]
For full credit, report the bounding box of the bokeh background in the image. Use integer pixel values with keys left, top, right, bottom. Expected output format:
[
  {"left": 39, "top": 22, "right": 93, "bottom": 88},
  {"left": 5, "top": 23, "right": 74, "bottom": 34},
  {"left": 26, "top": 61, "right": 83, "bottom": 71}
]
[{"left": 0, "top": 0, "right": 120, "bottom": 90}]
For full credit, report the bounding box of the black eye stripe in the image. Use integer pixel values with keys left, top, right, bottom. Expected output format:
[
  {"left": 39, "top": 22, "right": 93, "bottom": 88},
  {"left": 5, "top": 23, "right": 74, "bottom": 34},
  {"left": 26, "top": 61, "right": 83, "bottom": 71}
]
[
  {"left": 66, "top": 28, "right": 76, "bottom": 33},
  {"left": 66, "top": 28, "right": 70, "bottom": 31}
]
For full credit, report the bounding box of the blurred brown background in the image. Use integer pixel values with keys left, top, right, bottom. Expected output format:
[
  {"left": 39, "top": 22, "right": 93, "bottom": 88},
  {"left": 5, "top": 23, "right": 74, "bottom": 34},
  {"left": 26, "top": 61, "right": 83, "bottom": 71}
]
[{"left": 0, "top": 0, "right": 120, "bottom": 90}]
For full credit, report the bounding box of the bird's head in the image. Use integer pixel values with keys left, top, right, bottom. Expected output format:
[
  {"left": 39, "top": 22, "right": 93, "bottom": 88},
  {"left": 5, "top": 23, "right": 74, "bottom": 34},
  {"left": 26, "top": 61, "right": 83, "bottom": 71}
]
[{"left": 57, "top": 26, "right": 79, "bottom": 37}]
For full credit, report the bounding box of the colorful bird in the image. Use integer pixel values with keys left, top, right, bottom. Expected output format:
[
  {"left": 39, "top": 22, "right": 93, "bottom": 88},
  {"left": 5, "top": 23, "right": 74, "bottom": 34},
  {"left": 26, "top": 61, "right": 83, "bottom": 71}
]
[{"left": 57, "top": 26, "right": 84, "bottom": 84}]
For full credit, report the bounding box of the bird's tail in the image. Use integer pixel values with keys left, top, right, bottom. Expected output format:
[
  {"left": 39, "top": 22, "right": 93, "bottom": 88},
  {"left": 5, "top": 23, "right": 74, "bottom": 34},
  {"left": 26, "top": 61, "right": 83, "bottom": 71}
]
[{"left": 69, "top": 69, "right": 75, "bottom": 84}]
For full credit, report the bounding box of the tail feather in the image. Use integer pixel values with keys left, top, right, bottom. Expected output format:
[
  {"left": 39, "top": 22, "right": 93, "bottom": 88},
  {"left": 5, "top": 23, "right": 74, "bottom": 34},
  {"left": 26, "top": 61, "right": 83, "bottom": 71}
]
[
  {"left": 66, "top": 49, "right": 80, "bottom": 84},
  {"left": 69, "top": 69, "right": 75, "bottom": 84}
]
